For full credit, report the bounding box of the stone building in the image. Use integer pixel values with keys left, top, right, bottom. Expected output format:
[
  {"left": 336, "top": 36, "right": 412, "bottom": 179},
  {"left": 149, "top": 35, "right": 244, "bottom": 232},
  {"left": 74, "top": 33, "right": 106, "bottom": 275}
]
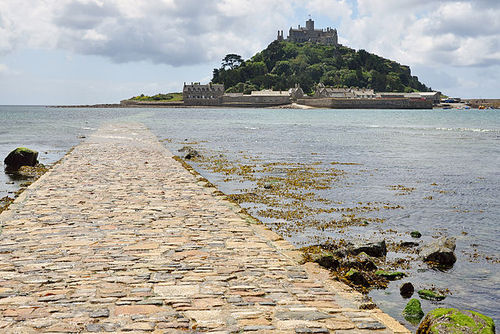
[
  {"left": 183, "top": 83, "right": 224, "bottom": 106},
  {"left": 277, "top": 19, "right": 338, "bottom": 46}
]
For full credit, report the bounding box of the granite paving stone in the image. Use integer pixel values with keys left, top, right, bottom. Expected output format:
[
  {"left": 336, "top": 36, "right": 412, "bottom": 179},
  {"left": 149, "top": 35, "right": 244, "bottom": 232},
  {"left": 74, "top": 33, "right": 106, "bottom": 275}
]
[{"left": 0, "top": 123, "right": 410, "bottom": 333}]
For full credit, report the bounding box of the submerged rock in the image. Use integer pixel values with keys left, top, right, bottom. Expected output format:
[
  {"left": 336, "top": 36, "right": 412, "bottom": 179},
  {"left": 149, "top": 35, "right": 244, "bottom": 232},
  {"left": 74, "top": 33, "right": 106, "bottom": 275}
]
[
  {"left": 178, "top": 146, "right": 200, "bottom": 160},
  {"left": 418, "top": 289, "right": 446, "bottom": 301},
  {"left": 400, "top": 241, "right": 420, "bottom": 248},
  {"left": 400, "top": 282, "right": 414, "bottom": 298},
  {"left": 419, "top": 237, "right": 457, "bottom": 267},
  {"left": 403, "top": 298, "right": 424, "bottom": 325},
  {"left": 411, "top": 231, "right": 422, "bottom": 238},
  {"left": 4, "top": 147, "right": 38, "bottom": 171},
  {"left": 349, "top": 240, "right": 387, "bottom": 258},
  {"left": 417, "top": 308, "right": 495, "bottom": 334}
]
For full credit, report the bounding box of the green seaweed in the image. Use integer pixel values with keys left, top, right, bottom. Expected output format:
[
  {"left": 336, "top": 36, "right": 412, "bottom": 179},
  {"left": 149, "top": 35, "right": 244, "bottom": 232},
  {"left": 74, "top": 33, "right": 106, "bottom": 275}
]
[
  {"left": 403, "top": 298, "right": 424, "bottom": 324},
  {"left": 375, "top": 270, "right": 406, "bottom": 280},
  {"left": 418, "top": 289, "right": 446, "bottom": 301}
]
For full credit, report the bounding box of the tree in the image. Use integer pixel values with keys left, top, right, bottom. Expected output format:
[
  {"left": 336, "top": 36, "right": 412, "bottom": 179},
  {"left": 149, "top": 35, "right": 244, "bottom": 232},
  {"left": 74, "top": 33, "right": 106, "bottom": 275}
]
[{"left": 222, "top": 54, "right": 243, "bottom": 70}]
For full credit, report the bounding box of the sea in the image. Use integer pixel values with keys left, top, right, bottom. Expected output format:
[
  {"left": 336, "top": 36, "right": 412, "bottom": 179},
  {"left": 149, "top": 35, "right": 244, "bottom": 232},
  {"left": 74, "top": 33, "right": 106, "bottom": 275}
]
[{"left": 0, "top": 105, "right": 498, "bottom": 328}]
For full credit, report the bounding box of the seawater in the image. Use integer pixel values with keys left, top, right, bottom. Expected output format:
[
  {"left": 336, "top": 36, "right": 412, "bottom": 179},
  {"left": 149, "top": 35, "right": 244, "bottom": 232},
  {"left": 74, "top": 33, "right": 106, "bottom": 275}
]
[{"left": 0, "top": 105, "right": 498, "bottom": 327}]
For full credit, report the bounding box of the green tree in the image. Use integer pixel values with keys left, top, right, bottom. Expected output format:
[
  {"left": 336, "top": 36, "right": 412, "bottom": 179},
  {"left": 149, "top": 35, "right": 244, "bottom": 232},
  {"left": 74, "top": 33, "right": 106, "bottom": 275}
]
[{"left": 222, "top": 54, "right": 243, "bottom": 70}]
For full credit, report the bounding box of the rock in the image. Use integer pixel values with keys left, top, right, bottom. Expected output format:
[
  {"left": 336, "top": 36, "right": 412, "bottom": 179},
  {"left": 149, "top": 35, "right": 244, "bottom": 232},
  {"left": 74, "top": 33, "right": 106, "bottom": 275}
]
[
  {"left": 418, "top": 289, "right": 446, "bottom": 301},
  {"left": 417, "top": 308, "right": 495, "bottom": 334},
  {"left": 349, "top": 240, "right": 387, "bottom": 258},
  {"left": 178, "top": 146, "right": 200, "bottom": 160},
  {"left": 419, "top": 237, "right": 457, "bottom": 267},
  {"left": 375, "top": 270, "right": 406, "bottom": 280},
  {"left": 311, "top": 252, "right": 340, "bottom": 270},
  {"left": 400, "top": 282, "right": 414, "bottom": 298},
  {"left": 403, "top": 298, "right": 424, "bottom": 325},
  {"left": 345, "top": 269, "right": 369, "bottom": 287},
  {"left": 400, "top": 241, "right": 420, "bottom": 248},
  {"left": 4, "top": 147, "right": 38, "bottom": 171},
  {"left": 411, "top": 231, "right": 422, "bottom": 238},
  {"left": 344, "top": 252, "right": 378, "bottom": 271}
]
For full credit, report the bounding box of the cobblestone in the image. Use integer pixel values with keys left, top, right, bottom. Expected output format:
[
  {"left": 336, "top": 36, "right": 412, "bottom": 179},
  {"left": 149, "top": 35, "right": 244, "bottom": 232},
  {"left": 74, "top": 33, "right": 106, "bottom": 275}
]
[{"left": 0, "top": 123, "right": 410, "bottom": 333}]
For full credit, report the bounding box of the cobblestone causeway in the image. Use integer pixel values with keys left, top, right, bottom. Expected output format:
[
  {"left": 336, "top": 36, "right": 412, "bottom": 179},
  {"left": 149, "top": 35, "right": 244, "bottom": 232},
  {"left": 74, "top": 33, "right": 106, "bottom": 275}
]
[{"left": 0, "top": 123, "right": 410, "bottom": 333}]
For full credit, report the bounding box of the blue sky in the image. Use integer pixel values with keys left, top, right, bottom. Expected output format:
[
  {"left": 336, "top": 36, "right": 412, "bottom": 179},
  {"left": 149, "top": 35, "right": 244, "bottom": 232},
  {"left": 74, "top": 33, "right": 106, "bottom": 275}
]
[{"left": 0, "top": 0, "right": 499, "bottom": 104}]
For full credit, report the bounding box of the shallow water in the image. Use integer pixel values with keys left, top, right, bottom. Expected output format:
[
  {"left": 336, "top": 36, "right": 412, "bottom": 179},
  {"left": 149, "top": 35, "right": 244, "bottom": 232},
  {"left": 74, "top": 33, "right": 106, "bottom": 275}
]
[{"left": 0, "top": 105, "right": 498, "bottom": 328}]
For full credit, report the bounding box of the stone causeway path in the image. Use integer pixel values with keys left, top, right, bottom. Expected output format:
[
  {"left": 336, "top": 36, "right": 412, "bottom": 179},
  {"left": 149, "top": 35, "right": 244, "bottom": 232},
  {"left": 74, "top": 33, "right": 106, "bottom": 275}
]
[{"left": 0, "top": 123, "right": 410, "bottom": 333}]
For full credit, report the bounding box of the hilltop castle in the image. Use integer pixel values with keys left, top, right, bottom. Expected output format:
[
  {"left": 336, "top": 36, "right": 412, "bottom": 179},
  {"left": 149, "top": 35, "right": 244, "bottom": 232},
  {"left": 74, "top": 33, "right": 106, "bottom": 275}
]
[{"left": 277, "top": 19, "right": 338, "bottom": 46}]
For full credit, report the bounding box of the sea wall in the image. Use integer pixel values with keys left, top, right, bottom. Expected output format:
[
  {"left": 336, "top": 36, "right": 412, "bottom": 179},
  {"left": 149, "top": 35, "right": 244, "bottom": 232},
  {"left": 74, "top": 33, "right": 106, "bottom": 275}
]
[
  {"left": 120, "top": 100, "right": 185, "bottom": 107},
  {"left": 298, "top": 97, "right": 433, "bottom": 109},
  {"left": 221, "top": 94, "right": 291, "bottom": 106}
]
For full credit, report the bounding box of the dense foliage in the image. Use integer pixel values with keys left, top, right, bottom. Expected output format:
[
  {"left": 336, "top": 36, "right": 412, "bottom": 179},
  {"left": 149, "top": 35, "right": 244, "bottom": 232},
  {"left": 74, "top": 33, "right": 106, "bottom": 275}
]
[
  {"left": 212, "top": 41, "right": 431, "bottom": 94},
  {"left": 130, "top": 93, "right": 183, "bottom": 101}
]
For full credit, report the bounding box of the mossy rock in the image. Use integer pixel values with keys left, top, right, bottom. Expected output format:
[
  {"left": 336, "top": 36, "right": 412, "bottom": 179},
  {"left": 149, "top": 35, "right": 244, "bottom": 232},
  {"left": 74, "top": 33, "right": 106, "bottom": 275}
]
[
  {"left": 411, "top": 231, "right": 422, "bottom": 238},
  {"left": 403, "top": 298, "right": 424, "bottom": 325},
  {"left": 418, "top": 289, "right": 446, "bottom": 301},
  {"left": 375, "top": 270, "right": 406, "bottom": 280},
  {"left": 417, "top": 308, "right": 495, "bottom": 334},
  {"left": 4, "top": 147, "right": 39, "bottom": 170}
]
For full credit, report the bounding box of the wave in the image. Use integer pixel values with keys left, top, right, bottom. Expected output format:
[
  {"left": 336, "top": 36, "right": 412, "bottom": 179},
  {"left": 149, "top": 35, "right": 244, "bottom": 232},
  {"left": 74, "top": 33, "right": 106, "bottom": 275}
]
[
  {"left": 361, "top": 124, "right": 498, "bottom": 133},
  {"left": 435, "top": 127, "right": 497, "bottom": 133}
]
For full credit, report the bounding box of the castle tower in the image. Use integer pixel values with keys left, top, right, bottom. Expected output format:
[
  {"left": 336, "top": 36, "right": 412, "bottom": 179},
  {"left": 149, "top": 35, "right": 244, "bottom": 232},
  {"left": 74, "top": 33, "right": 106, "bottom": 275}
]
[
  {"left": 277, "top": 30, "right": 284, "bottom": 41},
  {"left": 306, "top": 19, "right": 314, "bottom": 31}
]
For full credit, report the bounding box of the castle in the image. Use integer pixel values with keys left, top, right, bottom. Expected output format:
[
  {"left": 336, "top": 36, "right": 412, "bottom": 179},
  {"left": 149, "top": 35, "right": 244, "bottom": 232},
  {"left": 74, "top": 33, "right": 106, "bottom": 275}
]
[{"left": 277, "top": 19, "right": 338, "bottom": 46}]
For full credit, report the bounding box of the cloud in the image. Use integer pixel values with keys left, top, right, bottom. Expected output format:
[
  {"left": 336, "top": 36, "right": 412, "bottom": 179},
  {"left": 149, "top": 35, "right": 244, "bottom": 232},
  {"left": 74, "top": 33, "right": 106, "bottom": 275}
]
[
  {"left": 312, "top": 0, "right": 500, "bottom": 69},
  {"left": 0, "top": 0, "right": 293, "bottom": 66},
  {"left": 1, "top": 0, "right": 499, "bottom": 71}
]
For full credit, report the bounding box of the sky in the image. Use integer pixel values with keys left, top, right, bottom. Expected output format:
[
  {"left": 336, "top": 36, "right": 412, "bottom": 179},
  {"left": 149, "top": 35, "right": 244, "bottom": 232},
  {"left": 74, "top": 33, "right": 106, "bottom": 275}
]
[{"left": 0, "top": 0, "right": 499, "bottom": 105}]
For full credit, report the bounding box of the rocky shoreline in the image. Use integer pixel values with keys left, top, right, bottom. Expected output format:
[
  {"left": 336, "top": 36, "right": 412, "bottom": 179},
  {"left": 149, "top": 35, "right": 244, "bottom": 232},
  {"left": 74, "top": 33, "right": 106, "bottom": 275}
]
[{"left": 172, "top": 143, "right": 496, "bottom": 332}]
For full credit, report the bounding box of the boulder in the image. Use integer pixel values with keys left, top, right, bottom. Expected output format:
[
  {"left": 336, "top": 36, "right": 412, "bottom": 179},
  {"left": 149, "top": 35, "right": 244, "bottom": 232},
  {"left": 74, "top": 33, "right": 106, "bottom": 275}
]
[
  {"left": 419, "top": 237, "right": 456, "bottom": 267},
  {"left": 403, "top": 298, "right": 424, "bottom": 325},
  {"left": 349, "top": 240, "right": 387, "bottom": 257},
  {"left": 417, "top": 308, "right": 495, "bottom": 334},
  {"left": 344, "top": 252, "right": 378, "bottom": 271},
  {"left": 345, "top": 269, "right": 369, "bottom": 287},
  {"left": 400, "top": 282, "right": 414, "bottom": 298},
  {"left": 4, "top": 147, "right": 38, "bottom": 171},
  {"left": 311, "top": 252, "right": 339, "bottom": 270}
]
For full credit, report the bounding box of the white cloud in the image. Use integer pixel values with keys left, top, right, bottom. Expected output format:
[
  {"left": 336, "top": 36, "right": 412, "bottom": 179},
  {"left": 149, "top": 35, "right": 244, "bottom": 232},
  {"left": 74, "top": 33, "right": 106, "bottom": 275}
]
[
  {"left": 309, "top": 0, "right": 500, "bottom": 69},
  {"left": 305, "top": 0, "right": 353, "bottom": 21},
  {"left": 0, "top": 0, "right": 294, "bottom": 66}
]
